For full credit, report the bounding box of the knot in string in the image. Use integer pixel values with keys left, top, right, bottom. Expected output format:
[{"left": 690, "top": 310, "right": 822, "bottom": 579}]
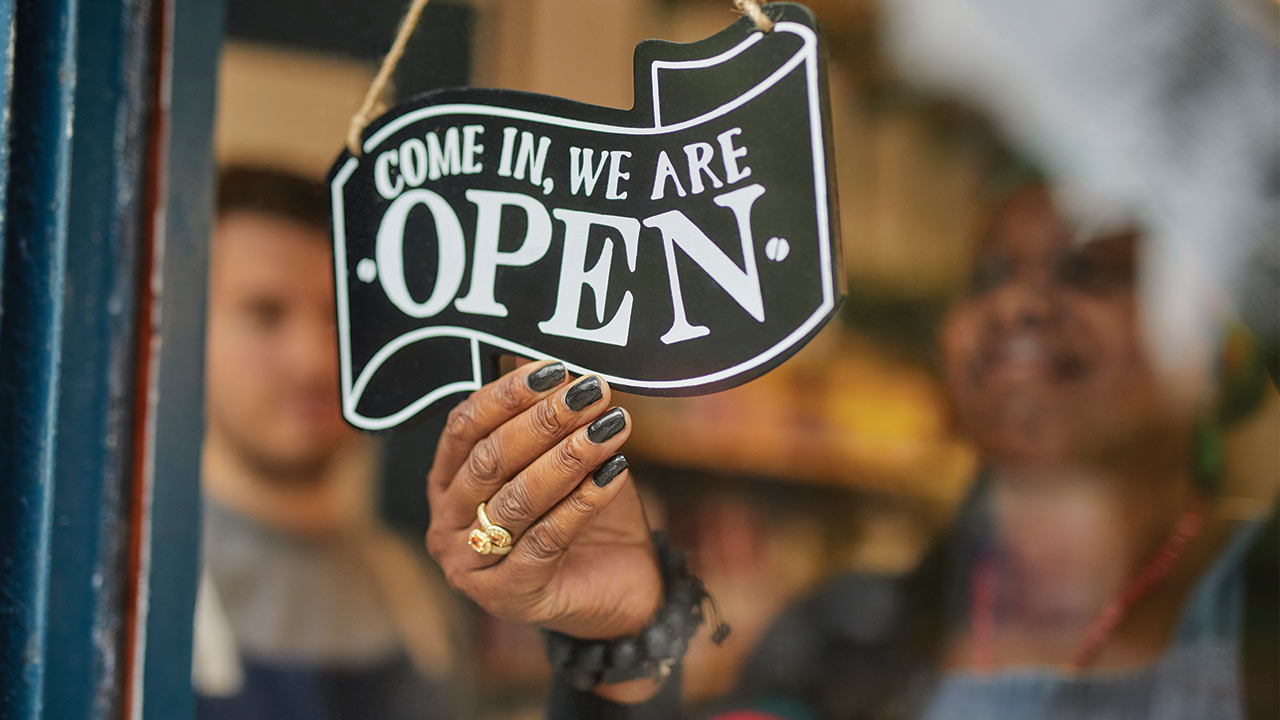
[{"left": 733, "top": 0, "right": 775, "bottom": 33}]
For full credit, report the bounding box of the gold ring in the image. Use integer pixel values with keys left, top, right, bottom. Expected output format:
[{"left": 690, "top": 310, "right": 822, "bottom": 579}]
[{"left": 469, "top": 502, "right": 514, "bottom": 556}]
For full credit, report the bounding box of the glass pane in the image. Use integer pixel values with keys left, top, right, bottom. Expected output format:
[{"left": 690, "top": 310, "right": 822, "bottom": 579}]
[{"left": 197, "top": 2, "right": 1279, "bottom": 719}]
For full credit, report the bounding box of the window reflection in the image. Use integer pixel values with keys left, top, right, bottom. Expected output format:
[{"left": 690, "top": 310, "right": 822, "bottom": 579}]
[{"left": 196, "top": 2, "right": 1278, "bottom": 719}]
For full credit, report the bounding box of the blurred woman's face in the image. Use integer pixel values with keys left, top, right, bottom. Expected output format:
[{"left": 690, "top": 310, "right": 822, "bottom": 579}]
[{"left": 941, "top": 186, "right": 1189, "bottom": 470}]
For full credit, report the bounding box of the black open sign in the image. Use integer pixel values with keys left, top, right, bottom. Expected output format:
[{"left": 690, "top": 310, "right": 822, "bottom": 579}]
[{"left": 329, "top": 3, "right": 841, "bottom": 431}]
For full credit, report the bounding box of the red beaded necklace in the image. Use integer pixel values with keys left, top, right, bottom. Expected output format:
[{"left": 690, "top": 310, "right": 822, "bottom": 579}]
[{"left": 969, "top": 498, "right": 1210, "bottom": 672}]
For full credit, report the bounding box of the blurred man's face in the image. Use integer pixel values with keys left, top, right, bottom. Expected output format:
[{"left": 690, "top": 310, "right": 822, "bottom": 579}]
[
  {"left": 206, "top": 211, "right": 355, "bottom": 479},
  {"left": 940, "top": 186, "right": 1190, "bottom": 470}
]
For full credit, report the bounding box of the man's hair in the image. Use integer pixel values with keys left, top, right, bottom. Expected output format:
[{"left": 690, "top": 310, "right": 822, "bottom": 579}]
[{"left": 217, "top": 165, "right": 329, "bottom": 230}]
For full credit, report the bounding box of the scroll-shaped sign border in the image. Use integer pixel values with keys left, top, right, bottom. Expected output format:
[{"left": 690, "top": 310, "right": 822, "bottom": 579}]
[{"left": 331, "top": 8, "right": 839, "bottom": 430}]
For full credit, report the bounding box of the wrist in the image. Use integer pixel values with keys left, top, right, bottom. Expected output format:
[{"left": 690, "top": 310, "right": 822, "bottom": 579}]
[
  {"left": 542, "top": 532, "right": 729, "bottom": 696},
  {"left": 614, "top": 569, "right": 663, "bottom": 637},
  {"left": 592, "top": 675, "right": 670, "bottom": 704}
]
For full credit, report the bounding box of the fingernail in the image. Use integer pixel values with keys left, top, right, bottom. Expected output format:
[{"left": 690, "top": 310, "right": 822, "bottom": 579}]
[
  {"left": 593, "top": 454, "right": 628, "bottom": 487},
  {"left": 564, "top": 376, "right": 602, "bottom": 411},
  {"left": 587, "top": 407, "right": 626, "bottom": 444},
  {"left": 526, "top": 361, "right": 567, "bottom": 392}
]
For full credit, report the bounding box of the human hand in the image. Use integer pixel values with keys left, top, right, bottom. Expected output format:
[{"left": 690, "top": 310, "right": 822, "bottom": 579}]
[{"left": 425, "top": 361, "right": 663, "bottom": 647}]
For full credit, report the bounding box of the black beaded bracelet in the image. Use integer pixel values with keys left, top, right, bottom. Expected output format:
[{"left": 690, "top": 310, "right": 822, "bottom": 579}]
[{"left": 542, "top": 531, "right": 730, "bottom": 691}]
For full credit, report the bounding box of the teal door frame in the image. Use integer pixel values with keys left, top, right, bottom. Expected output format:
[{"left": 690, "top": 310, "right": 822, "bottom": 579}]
[{"left": 0, "top": 0, "right": 224, "bottom": 717}]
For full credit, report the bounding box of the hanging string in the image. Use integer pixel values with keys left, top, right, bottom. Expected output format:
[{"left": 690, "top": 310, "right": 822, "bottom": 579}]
[
  {"left": 348, "top": 0, "right": 772, "bottom": 156},
  {"left": 347, "top": 0, "right": 432, "bottom": 156},
  {"left": 734, "top": 0, "right": 774, "bottom": 33}
]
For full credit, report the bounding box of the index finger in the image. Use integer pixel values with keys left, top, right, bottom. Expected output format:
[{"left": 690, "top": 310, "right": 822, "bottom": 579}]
[{"left": 428, "top": 360, "right": 568, "bottom": 496}]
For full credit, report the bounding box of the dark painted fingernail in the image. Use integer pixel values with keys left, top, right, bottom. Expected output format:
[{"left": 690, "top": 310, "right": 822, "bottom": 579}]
[
  {"left": 526, "top": 362, "right": 567, "bottom": 392},
  {"left": 587, "top": 407, "right": 626, "bottom": 444},
  {"left": 565, "top": 375, "right": 602, "bottom": 411},
  {"left": 592, "top": 454, "right": 628, "bottom": 487}
]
